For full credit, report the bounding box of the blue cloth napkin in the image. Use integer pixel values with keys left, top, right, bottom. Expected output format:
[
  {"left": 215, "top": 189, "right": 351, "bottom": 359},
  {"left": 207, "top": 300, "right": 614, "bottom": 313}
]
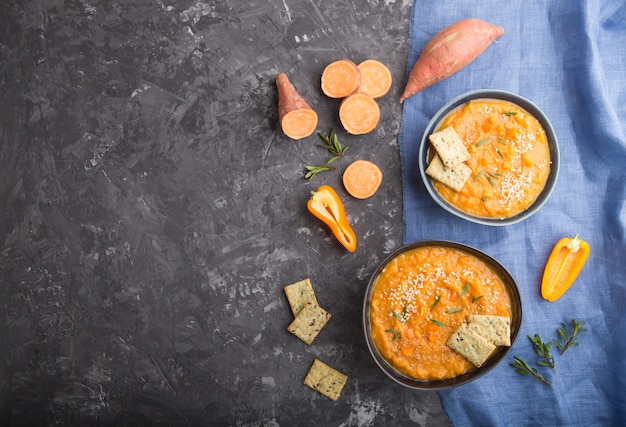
[{"left": 399, "top": 1, "right": 626, "bottom": 425}]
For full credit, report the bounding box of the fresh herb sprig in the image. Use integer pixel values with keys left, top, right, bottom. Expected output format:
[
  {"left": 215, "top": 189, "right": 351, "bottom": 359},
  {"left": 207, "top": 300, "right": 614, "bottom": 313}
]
[
  {"left": 386, "top": 328, "right": 401, "bottom": 340},
  {"left": 511, "top": 318, "right": 587, "bottom": 387},
  {"left": 510, "top": 356, "right": 552, "bottom": 387},
  {"left": 317, "top": 128, "right": 350, "bottom": 162},
  {"left": 528, "top": 334, "right": 555, "bottom": 369},
  {"left": 304, "top": 165, "right": 335, "bottom": 180},
  {"left": 553, "top": 319, "right": 587, "bottom": 354},
  {"left": 304, "top": 129, "right": 349, "bottom": 179}
]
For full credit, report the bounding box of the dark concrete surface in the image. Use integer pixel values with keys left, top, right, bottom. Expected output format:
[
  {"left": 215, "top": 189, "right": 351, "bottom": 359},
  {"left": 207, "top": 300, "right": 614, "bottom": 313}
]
[{"left": 0, "top": 0, "right": 449, "bottom": 425}]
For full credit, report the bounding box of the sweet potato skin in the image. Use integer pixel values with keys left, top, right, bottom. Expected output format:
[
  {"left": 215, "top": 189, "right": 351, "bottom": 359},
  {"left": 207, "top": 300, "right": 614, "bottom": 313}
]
[
  {"left": 276, "top": 72, "right": 318, "bottom": 139},
  {"left": 400, "top": 18, "right": 504, "bottom": 102}
]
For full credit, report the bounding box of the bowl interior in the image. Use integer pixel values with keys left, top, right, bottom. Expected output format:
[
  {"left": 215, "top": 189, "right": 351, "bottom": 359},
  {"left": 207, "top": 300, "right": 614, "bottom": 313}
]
[
  {"left": 363, "top": 240, "right": 522, "bottom": 390},
  {"left": 418, "top": 89, "right": 560, "bottom": 226}
]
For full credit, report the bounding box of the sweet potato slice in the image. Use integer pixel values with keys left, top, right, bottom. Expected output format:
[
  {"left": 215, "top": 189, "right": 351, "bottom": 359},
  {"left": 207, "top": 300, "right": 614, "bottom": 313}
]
[
  {"left": 276, "top": 72, "right": 318, "bottom": 139},
  {"left": 343, "top": 160, "right": 383, "bottom": 199},
  {"left": 338, "top": 93, "right": 380, "bottom": 135},
  {"left": 321, "top": 59, "right": 361, "bottom": 98},
  {"left": 357, "top": 59, "right": 392, "bottom": 98},
  {"left": 400, "top": 18, "right": 504, "bottom": 102}
]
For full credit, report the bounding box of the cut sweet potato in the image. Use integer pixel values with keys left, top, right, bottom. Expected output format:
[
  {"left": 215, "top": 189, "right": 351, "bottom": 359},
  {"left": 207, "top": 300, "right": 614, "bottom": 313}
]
[
  {"left": 357, "top": 59, "right": 392, "bottom": 98},
  {"left": 321, "top": 60, "right": 361, "bottom": 98},
  {"left": 343, "top": 160, "right": 383, "bottom": 199},
  {"left": 400, "top": 18, "right": 504, "bottom": 102},
  {"left": 338, "top": 92, "right": 380, "bottom": 135},
  {"left": 276, "top": 72, "right": 318, "bottom": 139}
]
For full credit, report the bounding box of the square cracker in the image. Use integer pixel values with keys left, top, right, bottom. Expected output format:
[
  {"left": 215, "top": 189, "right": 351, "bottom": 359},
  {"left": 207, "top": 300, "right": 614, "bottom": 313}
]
[
  {"left": 429, "top": 126, "right": 471, "bottom": 168},
  {"left": 287, "top": 301, "right": 331, "bottom": 345},
  {"left": 303, "top": 359, "right": 348, "bottom": 401},
  {"left": 467, "top": 314, "right": 511, "bottom": 346},
  {"left": 425, "top": 153, "right": 472, "bottom": 192},
  {"left": 446, "top": 323, "right": 496, "bottom": 367},
  {"left": 284, "top": 278, "right": 318, "bottom": 317}
]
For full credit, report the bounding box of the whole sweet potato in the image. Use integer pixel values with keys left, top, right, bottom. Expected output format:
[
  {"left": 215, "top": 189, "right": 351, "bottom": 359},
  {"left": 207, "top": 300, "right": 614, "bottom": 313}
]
[{"left": 400, "top": 18, "right": 504, "bottom": 102}]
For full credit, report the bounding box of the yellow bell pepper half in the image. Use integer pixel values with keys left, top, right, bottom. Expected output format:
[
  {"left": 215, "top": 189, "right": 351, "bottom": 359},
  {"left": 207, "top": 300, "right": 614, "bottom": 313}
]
[{"left": 541, "top": 234, "right": 590, "bottom": 302}]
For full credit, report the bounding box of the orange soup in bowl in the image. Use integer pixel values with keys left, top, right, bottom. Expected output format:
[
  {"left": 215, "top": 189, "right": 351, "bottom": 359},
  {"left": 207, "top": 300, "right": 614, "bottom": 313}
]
[
  {"left": 431, "top": 99, "right": 551, "bottom": 219},
  {"left": 369, "top": 245, "right": 512, "bottom": 381}
]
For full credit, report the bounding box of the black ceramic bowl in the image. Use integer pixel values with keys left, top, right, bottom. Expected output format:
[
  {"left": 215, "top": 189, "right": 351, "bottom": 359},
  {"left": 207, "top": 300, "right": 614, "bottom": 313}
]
[
  {"left": 419, "top": 89, "right": 560, "bottom": 226},
  {"left": 363, "top": 240, "right": 522, "bottom": 390}
]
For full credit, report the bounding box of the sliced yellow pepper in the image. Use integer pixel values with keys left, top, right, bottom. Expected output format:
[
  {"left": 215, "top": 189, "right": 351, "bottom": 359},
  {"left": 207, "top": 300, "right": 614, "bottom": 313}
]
[
  {"left": 541, "top": 234, "right": 590, "bottom": 301},
  {"left": 307, "top": 185, "right": 357, "bottom": 252}
]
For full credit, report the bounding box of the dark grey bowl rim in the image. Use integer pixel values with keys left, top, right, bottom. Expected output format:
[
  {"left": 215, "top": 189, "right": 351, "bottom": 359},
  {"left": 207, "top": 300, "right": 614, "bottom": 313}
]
[
  {"left": 418, "top": 89, "right": 560, "bottom": 226},
  {"left": 362, "top": 240, "right": 523, "bottom": 390}
]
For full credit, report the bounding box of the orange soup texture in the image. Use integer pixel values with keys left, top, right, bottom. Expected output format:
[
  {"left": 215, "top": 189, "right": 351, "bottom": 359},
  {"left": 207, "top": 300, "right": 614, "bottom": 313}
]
[
  {"left": 369, "top": 246, "right": 512, "bottom": 381},
  {"left": 432, "top": 99, "right": 551, "bottom": 219}
]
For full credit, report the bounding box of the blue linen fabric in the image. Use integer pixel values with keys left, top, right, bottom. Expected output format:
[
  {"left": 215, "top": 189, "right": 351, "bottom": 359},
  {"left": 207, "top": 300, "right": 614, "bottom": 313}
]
[{"left": 399, "top": 1, "right": 626, "bottom": 426}]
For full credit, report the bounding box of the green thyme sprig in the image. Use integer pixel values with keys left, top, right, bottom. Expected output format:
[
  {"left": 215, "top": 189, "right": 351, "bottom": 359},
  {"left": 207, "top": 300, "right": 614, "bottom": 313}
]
[
  {"left": 304, "top": 129, "right": 349, "bottom": 179},
  {"left": 391, "top": 305, "right": 409, "bottom": 323},
  {"left": 528, "top": 334, "right": 555, "bottom": 369},
  {"left": 510, "top": 356, "right": 552, "bottom": 387},
  {"left": 386, "top": 328, "right": 401, "bottom": 340},
  {"left": 317, "top": 128, "right": 350, "bottom": 162},
  {"left": 431, "top": 319, "right": 446, "bottom": 327},
  {"left": 553, "top": 319, "right": 587, "bottom": 354},
  {"left": 304, "top": 165, "right": 335, "bottom": 180},
  {"left": 511, "top": 319, "right": 587, "bottom": 387}
]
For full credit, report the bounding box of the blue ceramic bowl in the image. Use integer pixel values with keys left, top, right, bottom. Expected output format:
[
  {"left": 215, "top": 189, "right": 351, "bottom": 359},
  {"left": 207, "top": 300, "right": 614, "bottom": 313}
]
[
  {"left": 363, "top": 240, "right": 522, "bottom": 390},
  {"left": 419, "top": 89, "right": 560, "bottom": 226}
]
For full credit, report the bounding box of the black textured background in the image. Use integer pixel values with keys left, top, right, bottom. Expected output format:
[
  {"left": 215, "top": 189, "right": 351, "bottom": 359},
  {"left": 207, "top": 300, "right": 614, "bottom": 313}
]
[{"left": 0, "top": 1, "right": 448, "bottom": 425}]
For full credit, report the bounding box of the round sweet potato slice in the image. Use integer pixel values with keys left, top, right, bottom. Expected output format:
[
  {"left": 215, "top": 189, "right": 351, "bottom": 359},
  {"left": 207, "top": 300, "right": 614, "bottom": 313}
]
[{"left": 343, "top": 160, "right": 383, "bottom": 199}]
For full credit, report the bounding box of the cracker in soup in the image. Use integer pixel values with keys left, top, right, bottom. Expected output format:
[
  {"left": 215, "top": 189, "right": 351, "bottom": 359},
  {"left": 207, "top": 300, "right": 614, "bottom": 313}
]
[
  {"left": 303, "top": 359, "right": 347, "bottom": 401},
  {"left": 447, "top": 323, "right": 496, "bottom": 367},
  {"left": 287, "top": 301, "right": 331, "bottom": 345},
  {"left": 429, "top": 126, "right": 470, "bottom": 167},
  {"left": 467, "top": 314, "right": 511, "bottom": 346},
  {"left": 426, "top": 153, "right": 472, "bottom": 192}
]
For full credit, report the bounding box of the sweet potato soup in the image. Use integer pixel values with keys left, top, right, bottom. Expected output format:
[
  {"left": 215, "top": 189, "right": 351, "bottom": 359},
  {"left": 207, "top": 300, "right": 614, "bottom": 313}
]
[
  {"left": 369, "top": 246, "right": 511, "bottom": 380},
  {"left": 432, "top": 99, "right": 551, "bottom": 218}
]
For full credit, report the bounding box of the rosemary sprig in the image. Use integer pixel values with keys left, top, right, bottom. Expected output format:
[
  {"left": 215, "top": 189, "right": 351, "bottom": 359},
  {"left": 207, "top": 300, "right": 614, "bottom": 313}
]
[
  {"left": 528, "top": 334, "right": 555, "bottom": 369},
  {"left": 446, "top": 307, "right": 462, "bottom": 314},
  {"left": 472, "top": 295, "right": 484, "bottom": 303},
  {"left": 553, "top": 319, "right": 587, "bottom": 354},
  {"left": 431, "top": 295, "right": 441, "bottom": 309},
  {"left": 304, "top": 129, "right": 349, "bottom": 179},
  {"left": 510, "top": 356, "right": 551, "bottom": 387},
  {"left": 476, "top": 137, "right": 489, "bottom": 147},
  {"left": 431, "top": 319, "right": 446, "bottom": 327},
  {"left": 386, "top": 328, "right": 401, "bottom": 340},
  {"left": 460, "top": 282, "right": 470, "bottom": 297},
  {"left": 392, "top": 305, "right": 409, "bottom": 323},
  {"left": 304, "top": 165, "right": 335, "bottom": 180},
  {"left": 503, "top": 111, "right": 517, "bottom": 117},
  {"left": 318, "top": 128, "right": 349, "bottom": 161}
]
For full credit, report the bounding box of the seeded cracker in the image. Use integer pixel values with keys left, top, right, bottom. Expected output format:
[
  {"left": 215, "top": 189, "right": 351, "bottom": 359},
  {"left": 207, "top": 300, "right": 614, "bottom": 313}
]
[
  {"left": 429, "top": 126, "right": 471, "bottom": 167},
  {"left": 284, "top": 278, "right": 318, "bottom": 317},
  {"left": 446, "top": 323, "right": 496, "bottom": 367},
  {"left": 287, "top": 301, "right": 331, "bottom": 345},
  {"left": 303, "top": 359, "right": 348, "bottom": 401},
  {"left": 467, "top": 314, "right": 511, "bottom": 346},
  {"left": 425, "top": 153, "right": 472, "bottom": 191}
]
